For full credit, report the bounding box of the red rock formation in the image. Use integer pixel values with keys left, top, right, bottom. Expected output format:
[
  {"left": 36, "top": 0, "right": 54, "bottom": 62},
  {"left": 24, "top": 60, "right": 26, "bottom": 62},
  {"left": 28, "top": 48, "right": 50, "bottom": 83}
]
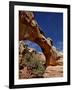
[{"left": 19, "top": 11, "right": 61, "bottom": 67}]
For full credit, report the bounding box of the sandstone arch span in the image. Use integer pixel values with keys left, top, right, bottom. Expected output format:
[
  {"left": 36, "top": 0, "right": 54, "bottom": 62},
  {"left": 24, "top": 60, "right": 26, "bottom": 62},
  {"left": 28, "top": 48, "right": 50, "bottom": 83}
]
[{"left": 19, "top": 11, "right": 58, "bottom": 67}]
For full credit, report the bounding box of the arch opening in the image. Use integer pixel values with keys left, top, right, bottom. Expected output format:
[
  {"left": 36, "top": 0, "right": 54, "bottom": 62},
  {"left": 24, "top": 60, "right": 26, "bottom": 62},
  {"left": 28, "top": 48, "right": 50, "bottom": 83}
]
[{"left": 24, "top": 40, "right": 42, "bottom": 52}]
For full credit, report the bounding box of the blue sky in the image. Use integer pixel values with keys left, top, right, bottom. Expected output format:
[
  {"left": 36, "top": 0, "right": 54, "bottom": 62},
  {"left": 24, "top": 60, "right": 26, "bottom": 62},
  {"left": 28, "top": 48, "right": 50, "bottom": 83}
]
[{"left": 25, "top": 11, "right": 63, "bottom": 52}]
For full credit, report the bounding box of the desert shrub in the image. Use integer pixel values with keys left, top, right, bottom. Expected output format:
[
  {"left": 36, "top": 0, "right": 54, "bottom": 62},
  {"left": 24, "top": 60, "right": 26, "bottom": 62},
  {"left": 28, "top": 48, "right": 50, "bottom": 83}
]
[
  {"left": 24, "top": 52, "right": 45, "bottom": 76},
  {"left": 19, "top": 41, "right": 45, "bottom": 77}
]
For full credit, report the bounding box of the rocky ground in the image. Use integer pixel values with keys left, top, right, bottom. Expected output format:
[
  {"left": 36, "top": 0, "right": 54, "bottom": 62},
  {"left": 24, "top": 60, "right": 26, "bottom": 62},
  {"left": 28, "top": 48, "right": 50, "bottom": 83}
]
[
  {"left": 43, "top": 65, "right": 63, "bottom": 78},
  {"left": 19, "top": 41, "right": 63, "bottom": 79}
]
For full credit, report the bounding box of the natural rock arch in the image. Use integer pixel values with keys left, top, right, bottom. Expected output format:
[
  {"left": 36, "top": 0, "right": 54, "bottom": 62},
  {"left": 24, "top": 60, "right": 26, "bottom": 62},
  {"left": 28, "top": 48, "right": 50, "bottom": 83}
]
[{"left": 19, "top": 11, "right": 58, "bottom": 67}]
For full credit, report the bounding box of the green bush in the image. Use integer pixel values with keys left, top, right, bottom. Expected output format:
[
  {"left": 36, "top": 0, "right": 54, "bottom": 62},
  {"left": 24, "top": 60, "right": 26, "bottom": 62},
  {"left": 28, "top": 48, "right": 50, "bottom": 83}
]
[{"left": 24, "top": 52, "right": 45, "bottom": 76}]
